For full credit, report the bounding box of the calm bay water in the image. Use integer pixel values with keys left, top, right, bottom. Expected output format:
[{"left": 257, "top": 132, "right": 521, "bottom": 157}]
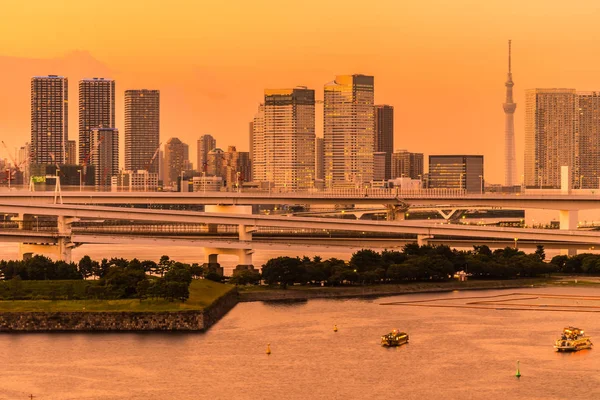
[{"left": 1, "top": 286, "right": 599, "bottom": 399}]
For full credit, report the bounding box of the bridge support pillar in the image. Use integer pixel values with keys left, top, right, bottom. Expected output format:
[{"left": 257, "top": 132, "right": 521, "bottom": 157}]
[
  {"left": 559, "top": 210, "right": 578, "bottom": 230},
  {"left": 17, "top": 216, "right": 78, "bottom": 263},
  {"left": 19, "top": 241, "right": 74, "bottom": 263},
  {"left": 202, "top": 250, "right": 223, "bottom": 276},
  {"left": 559, "top": 210, "right": 579, "bottom": 256},
  {"left": 203, "top": 205, "right": 254, "bottom": 272},
  {"left": 417, "top": 234, "right": 433, "bottom": 247}
]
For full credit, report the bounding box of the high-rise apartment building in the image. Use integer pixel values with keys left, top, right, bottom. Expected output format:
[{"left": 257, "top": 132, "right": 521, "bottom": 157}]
[
  {"left": 392, "top": 150, "right": 424, "bottom": 179},
  {"left": 257, "top": 87, "right": 316, "bottom": 190},
  {"left": 251, "top": 104, "right": 265, "bottom": 182},
  {"left": 31, "top": 75, "right": 68, "bottom": 164},
  {"left": 374, "top": 105, "right": 394, "bottom": 180},
  {"left": 124, "top": 90, "right": 160, "bottom": 174},
  {"left": 428, "top": 155, "right": 484, "bottom": 193},
  {"left": 79, "top": 78, "right": 115, "bottom": 164},
  {"left": 223, "top": 146, "right": 251, "bottom": 188},
  {"left": 207, "top": 148, "right": 225, "bottom": 178},
  {"left": 324, "top": 75, "right": 374, "bottom": 188},
  {"left": 373, "top": 152, "right": 386, "bottom": 181},
  {"left": 524, "top": 89, "right": 578, "bottom": 188},
  {"left": 66, "top": 140, "right": 77, "bottom": 165},
  {"left": 90, "top": 128, "right": 119, "bottom": 190},
  {"left": 164, "top": 137, "right": 189, "bottom": 187},
  {"left": 197, "top": 134, "right": 216, "bottom": 173},
  {"left": 577, "top": 92, "right": 600, "bottom": 188},
  {"left": 315, "top": 137, "right": 324, "bottom": 181}
]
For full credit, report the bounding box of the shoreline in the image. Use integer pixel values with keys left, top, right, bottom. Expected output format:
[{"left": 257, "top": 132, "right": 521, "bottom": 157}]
[{"left": 237, "top": 279, "right": 549, "bottom": 302}]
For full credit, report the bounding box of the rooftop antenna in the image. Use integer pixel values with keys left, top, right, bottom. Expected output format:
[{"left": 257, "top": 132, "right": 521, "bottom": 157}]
[{"left": 508, "top": 39, "right": 512, "bottom": 75}]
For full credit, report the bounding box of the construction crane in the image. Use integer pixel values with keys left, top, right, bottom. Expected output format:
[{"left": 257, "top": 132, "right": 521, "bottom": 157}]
[
  {"left": 1, "top": 141, "right": 26, "bottom": 173},
  {"left": 1, "top": 141, "right": 28, "bottom": 189},
  {"left": 81, "top": 135, "right": 106, "bottom": 186},
  {"left": 145, "top": 143, "right": 162, "bottom": 172},
  {"left": 143, "top": 143, "right": 161, "bottom": 192}
]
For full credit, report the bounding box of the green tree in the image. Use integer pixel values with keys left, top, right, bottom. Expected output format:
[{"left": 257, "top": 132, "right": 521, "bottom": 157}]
[
  {"left": 350, "top": 249, "right": 382, "bottom": 273},
  {"left": 230, "top": 269, "right": 261, "bottom": 285},
  {"left": 535, "top": 245, "right": 546, "bottom": 261},
  {"left": 78, "top": 255, "right": 94, "bottom": 280},
  {"left": 261, "top": 256, "right": 303, "bottom": 289},
  {"left": 136, "top": 279, "right": 150, "bottom": 302}
]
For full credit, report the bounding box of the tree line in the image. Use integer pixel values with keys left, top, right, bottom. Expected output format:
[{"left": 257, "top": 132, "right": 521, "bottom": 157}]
[
  {"left": 0, "top": 255, "right": 205, "bottom": 302},
  {"left": 236, "top": 244, "right": 564, "bottom": 288}
]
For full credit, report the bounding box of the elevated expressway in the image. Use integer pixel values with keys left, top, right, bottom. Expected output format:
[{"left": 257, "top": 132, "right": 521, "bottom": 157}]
[{"left": 0, "top": 201, "right": 599, "bottom": 264}]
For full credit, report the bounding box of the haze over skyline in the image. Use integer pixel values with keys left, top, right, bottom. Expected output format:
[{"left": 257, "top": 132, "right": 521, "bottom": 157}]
[{"left": 2, "top": 0, "right": 600, "bottom": 183}]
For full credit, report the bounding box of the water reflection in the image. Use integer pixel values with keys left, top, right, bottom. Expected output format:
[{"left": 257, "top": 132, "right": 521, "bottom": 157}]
[{"left": 0, "top": 287, "right": 599, "bottom": 399}]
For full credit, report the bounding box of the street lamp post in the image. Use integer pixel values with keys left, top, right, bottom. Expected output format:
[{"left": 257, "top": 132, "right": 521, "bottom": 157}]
[{"left": 514, "top": 237, "right": 518, "bottom": 249}]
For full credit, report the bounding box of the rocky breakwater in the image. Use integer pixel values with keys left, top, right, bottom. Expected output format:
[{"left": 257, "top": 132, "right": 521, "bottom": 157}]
[{"left": 0, "top": 290, "right": 239, "bottom": 332}]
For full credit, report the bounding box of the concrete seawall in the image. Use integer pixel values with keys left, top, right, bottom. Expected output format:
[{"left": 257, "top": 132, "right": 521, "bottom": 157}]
[{"left": 0, "top": 289, "right": 239, "bottom": 332}]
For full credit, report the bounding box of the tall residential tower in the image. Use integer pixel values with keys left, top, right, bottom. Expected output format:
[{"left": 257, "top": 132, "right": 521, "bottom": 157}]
[
  {"left": 79, "top": 78, "right": 115, "bottom": 164},
  {"left": 374, "top": 105, "right": 394, "bottom": 180},
  {"left": 124, "top": 90, "right": 160, "bottom": 174},
  {"left": 324, "top": 75, "right": 374, "bottom": 188},
  {"left": 31, "top": 75, "right": 68, "bottom": 164},
  {"left": 197, "top": 134, "right": 216, "bottom": 173},
  {"left": 503, "top": 40, "right": 517, "bottom": 187}
]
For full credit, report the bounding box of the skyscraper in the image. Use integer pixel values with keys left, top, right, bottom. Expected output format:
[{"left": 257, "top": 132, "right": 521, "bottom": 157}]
[
  {"left": 315, "top": 137, "right": 324, "bottom": 181},
  {"left": 525, "top": 89, "right": 600, "bottom": 189},
  {"left": 373, "top": 152, "right": 386, "bottom": 181},
  {"left": 197, "top": 134, "right": 216, "bottom": 173},
  {"left": 251, "top": 104, "right": 265, "bottom": 183},
  {"left": 90, "top": 128, "right": 119, "bottom": 190},
  {"left": 124, "top": 90, "right": 160, "bottom": 174},
  {"left": 223, "top": 146, "right": 251, "bottom": 189},
  {"left": 79, "top": 78, "right": 115, "bottom": 164},
  {"left": 324, "top": 75, "right": 374, "bottom": 188},
  {"left": 392, "top": 150, "right": 424, "bottom": 179},
  {"left": 31, "top": 75, "right": 68, "bottom": 164},
  {"left": 524, "top": 89, "right": 577, "bottom": 188},
  {"left": 577, "top": 92, "right": 600, "bottom": 188},
  {"left": 66, "top": 140, "right": 77, "bottom": 165},
  {"left": 503, "top": 41, "right": 517, "bottom": 187},
  {"left": 164, "top": 137, "right": 189, "bottom": 187},
  {"left": 262, "top": 87, "right": 315, "bottom": 190},
  {"left": 374, "top": 104, "right": 394, "bottom": 180}
]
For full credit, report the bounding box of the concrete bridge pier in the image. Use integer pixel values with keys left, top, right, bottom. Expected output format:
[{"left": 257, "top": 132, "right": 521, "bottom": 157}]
[
  {"left": 18, "top": 216, "right": 78, "bottom": 263},
  {"left": 202, "top": 247, "right": 255, "bottom": 276},
  {"left": 559, "top": 209, "right": 579, "bottom": 256},
  {"left": 203, "top": 205, "right": 255, "bottom": 274},
  {"left": 417, "top": 234, "right": 433, "bottom": 247}
]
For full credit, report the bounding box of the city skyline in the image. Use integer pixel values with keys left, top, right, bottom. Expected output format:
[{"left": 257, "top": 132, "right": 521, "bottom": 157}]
[{"left": 5, "top": 1, "right": 600, "bottom": 184}]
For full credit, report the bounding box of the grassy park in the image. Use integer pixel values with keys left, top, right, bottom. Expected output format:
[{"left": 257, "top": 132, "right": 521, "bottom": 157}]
[{"left": 0, "top": 280, "right": 233, "bottom": 313}]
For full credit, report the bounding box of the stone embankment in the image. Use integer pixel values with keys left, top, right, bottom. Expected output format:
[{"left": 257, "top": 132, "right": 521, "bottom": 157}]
[
  {"left": 238, "top": 279, "right": 545, "bottom": 302},
  {"left": 0, "top": 290, "right": 238, "bottom": 332}
]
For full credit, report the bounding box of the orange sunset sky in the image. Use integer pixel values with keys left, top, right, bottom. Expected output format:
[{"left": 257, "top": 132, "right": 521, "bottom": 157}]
[{"left": 2, "top": 0, "right": 600, "bottom": 183}]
